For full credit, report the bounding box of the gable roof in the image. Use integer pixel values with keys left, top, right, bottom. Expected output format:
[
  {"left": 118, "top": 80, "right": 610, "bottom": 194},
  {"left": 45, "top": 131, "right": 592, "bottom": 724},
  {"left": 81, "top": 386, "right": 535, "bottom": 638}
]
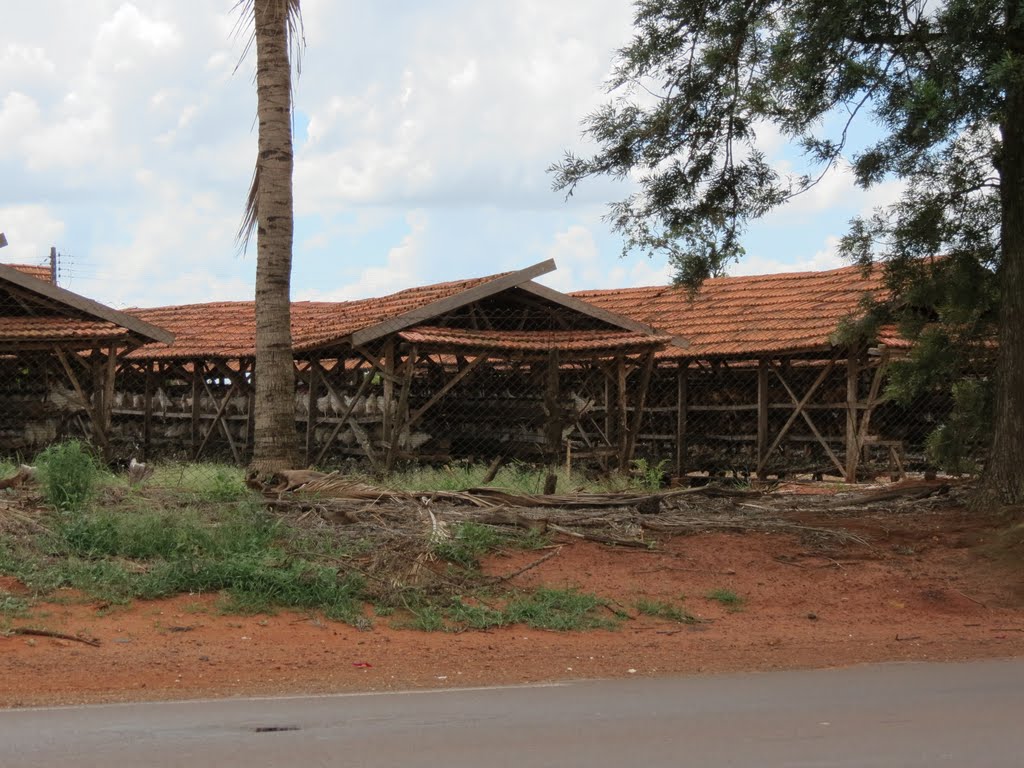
[
  {"left": 0, "top": 262, "right": 173, "bottom": 349},
  {"left": 573, "top": 264, "right": 888, "bottom": 359},
  {"left": 125, "top": 260, "right": 672, "bottom": 362},
  {"left": 2, "top": 263, "right": 53, "bottom": 283}
]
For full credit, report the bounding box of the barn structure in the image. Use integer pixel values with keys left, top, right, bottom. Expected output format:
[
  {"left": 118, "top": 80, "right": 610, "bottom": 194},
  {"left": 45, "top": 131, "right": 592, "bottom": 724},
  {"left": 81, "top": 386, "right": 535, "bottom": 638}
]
[
  {"left": 575, "top": 264, "right": 923, "bottom": 482},
  {"left": 0, "top": 262, "right": 173, "bottom": 458},
  {"left": 114, "top": 260, "right": 676, "bottom": 471},
  {"left": 1, "top": 255, "right": 944, "bottom": 482}
]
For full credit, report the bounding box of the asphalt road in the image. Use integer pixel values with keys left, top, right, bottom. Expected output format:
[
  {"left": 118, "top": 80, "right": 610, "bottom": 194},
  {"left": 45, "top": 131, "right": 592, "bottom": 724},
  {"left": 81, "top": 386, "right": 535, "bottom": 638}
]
[{"left": 2, "top": 659, "right": 1022, "bottom": 767}]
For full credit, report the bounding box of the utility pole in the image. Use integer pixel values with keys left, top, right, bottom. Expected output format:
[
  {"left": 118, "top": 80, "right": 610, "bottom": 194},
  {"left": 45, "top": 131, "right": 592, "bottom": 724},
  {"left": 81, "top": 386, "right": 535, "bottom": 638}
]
[{"left": 49, "top": 246, "right": 58, "bottom": 285}]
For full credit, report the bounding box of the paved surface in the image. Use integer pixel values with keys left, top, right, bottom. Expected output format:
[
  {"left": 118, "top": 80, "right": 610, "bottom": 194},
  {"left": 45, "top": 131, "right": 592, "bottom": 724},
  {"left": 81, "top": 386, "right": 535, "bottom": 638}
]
[{"left": 2, "top": 659, "right": 1023, "bottom": 767}]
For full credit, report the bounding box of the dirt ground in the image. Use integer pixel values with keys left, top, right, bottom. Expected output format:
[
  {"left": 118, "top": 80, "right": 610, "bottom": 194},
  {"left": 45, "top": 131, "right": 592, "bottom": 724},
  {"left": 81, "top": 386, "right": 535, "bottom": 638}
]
[{"left": 2, "top": 490, "right": 1023, "bottom": 708}]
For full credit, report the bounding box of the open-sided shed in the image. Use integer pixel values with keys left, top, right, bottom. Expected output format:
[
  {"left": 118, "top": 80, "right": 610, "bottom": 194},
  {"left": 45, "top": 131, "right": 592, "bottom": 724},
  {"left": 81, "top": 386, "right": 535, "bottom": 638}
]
[
  {"left": 0, "top": 263, "right": 173, "bottom": 457},
  {"left": 575, "top": 264, "right": 925, "bottom": 481},
  {"left": 115, "top": 260, "right": 674, "bottom": 469}
]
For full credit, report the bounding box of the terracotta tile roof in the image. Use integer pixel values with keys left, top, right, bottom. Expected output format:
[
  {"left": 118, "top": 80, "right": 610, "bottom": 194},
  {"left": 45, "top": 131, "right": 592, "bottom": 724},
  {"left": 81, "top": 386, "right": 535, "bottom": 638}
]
[
  {"left": 573, "top": 264, "right": 888, "bottom": 359},
  {"left": 0, "top": 316, "right": 130, "bottom": 342},
  {"left": 1, "top": 263, "right": 53, "bottom": 283},
  {"left": 398, "top": 326, "right": 669, "bottom": 354},
  {"left": 126, "top": 274, "right": 509, "bottom": 361}
]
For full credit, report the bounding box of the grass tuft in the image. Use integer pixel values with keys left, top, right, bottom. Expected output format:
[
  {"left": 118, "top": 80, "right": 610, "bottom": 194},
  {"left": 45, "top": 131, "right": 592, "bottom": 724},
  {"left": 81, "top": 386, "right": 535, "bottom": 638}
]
[
  {"left": 635, "top": 598, "right": 699, "bottom": 624},
  {"left": 706, "top": 588, "right": 744, "bottom": 609},
  {"left": 35, "top": 440, "right": 103, "bottom": 512}
]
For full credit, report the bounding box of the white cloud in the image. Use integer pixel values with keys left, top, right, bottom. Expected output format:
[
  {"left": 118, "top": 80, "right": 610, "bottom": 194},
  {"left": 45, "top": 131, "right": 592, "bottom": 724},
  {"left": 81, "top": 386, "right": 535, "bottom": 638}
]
[
  {"left": 538, "top": 223, "right": 673, "bottom": 291},
  {"left": 0, "top": 205, "right": 65, "bottom": 265},
  {"left": 295, "top": 211, "right": 429, "bottom": 301},
  {"left": 731, "top": 235, "right": 846, "bottom": 276}
]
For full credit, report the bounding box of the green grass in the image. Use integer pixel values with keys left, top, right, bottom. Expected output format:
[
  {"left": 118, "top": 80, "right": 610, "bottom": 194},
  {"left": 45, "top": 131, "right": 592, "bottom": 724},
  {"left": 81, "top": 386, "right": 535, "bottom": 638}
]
[
  {"left": 35, "top": 440, "right": 105, "bottom": 511},
  {"left": 2, "top": 501, "right": 363, "bottom": 623},
  {"left": 384, "top": 461, "right": 655, "bottom": 495},
  {"left": 0, "top": 459, "right": 640, "bottom": 632},
  {"left": 705, "top": 588, "right": 744, "bottom": 609},
  {"left": 145, "top": 463, "right": 251, "bottom": 502},
  {"left": 635, "top": 598, "right": 699, "bottom": 624},
  {"left": 0, "top": 593, "right": 30, "bottom": 618},
  {"left": 503, "top": 587, "right": 615, "bottom": 631}
]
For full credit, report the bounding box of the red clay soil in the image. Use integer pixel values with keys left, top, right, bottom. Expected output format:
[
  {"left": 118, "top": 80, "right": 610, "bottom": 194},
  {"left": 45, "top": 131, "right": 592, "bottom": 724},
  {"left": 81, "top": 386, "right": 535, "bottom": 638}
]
[{"left": 2, "top": 501, "right": 1023, "bottom": 708}]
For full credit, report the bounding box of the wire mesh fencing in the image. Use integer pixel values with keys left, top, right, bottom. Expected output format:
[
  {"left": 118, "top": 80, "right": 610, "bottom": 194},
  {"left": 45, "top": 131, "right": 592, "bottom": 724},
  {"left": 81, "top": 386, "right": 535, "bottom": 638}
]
[{"left": 0, "top": 334, "right": 984, "bottom": 489}]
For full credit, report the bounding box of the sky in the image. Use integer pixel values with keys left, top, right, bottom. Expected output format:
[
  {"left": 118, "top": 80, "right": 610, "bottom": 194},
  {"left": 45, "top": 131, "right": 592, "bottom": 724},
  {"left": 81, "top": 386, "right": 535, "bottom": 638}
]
[{"left": 1, "top": 1, "right": 904, "bottom": 309}]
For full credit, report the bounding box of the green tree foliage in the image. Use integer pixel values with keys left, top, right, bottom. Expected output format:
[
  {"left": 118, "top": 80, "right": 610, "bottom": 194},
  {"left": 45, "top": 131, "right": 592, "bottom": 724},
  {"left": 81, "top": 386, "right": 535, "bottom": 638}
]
[{"left": 552, "top": 0, "right": 1024, "bottom": 504}]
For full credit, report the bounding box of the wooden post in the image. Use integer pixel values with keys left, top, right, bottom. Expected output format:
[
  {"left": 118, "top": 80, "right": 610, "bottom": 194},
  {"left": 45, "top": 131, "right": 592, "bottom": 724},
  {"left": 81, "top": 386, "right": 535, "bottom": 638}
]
[
  {"left": 305, "top": 359, "right": 319, "bottom": 465},
  {"left": 142, "top": 361, "right": 153, "bottom": 460},
  {"left": 757, "top": 358, "right": 769, "bottom": 479},
  {"left": 623, "top": 351, "right": 656, "bottom": 464},
  {"left": 845, "top": 347, "right": 862, "bottom": 483},
  {"left": 675, "top": 363, "right": 688, "bottom": 478},
  {"left": 543, "top": 351, "right": 562, "bottom": 461},
  {"left": 382, "top": 338, "right": 395, "bottom": 444},
  {"left": 616, "top": 357, "right": 629, "bottom": 465},
  {"left": 385, "top": 344, "right": 416, "bottom": 471},
  {"left": 190, "top": 361, "right": 201, "bottom": 459}
]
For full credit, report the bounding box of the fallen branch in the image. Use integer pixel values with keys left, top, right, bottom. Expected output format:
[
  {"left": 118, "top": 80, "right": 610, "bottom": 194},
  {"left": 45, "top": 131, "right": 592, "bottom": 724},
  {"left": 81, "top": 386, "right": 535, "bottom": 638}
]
[
  {"left": 490, "top": 546, "right": 562, "bottom": 583},
  {"left": 5, "top": 627, "right": 101, "bottom": 647}
]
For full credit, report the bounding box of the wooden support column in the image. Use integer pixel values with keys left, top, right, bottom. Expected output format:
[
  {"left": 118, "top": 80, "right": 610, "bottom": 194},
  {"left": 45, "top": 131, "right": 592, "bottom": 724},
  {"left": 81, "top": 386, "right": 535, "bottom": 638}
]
[
  {"left": 675, "top": 363, "right": 688, "bottom": 478},
  {"left": 142, "top": 361, "right": 153, "bottom": 460},
  {"left": 305, "top": 359, "right": 319, "bottom": 465},
  {"left": 845, "top": 347, "right": 863, "bottom": 483},
  {"left": 616, "top": 357, "right": 629, "bottom": 465},
  {"left": 382, "top": 339, "right": 395, "bottom": 444},
  {"left": 543, "top": 351, "right": 562, "bottom": 461},
  {"left": 755, "top": 356, "right": 838, "bottom": 477},
  {"left": 623, "top": 351, "right": 656, "bottom": 464},
  {"left": 190, "top": 361, "right": 201, "bottom": 459},
  {"left": 385, "top": 345, "right": 416, "bottom": 472},
  {"left": 756, "top": 358, "right": 769, "bottom": 479}
]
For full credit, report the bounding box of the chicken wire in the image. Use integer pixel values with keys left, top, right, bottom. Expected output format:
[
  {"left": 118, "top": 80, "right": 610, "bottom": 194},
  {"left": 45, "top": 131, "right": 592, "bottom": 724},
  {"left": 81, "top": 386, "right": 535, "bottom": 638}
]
[{"left": 0, "top": 335, "right": 978, "bottom": 485}]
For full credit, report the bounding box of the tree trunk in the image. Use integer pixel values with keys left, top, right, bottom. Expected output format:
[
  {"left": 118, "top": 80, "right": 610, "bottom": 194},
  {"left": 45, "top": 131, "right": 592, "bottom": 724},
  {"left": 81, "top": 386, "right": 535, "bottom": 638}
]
[
  {"left": 981, "top": 8, "right": 1024, "bottom": 506},
  {"left": 251, "top": 0, "right": 298, "bottom": 472}
]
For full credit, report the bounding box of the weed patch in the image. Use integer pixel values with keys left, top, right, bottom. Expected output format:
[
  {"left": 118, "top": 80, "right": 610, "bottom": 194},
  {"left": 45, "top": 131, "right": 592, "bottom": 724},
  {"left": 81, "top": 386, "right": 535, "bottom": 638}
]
[
  {"left": 35, "top": 441, "right": 103, "bottom": 512},
  {"left": 706, "top": 588, "right": 744, "bottom": 609},
  {"left": 503, "top": 588, "right": 615, "bottom": 631},
  {"left": 635, "top": 598, "right": 699, "bottom": 624}
]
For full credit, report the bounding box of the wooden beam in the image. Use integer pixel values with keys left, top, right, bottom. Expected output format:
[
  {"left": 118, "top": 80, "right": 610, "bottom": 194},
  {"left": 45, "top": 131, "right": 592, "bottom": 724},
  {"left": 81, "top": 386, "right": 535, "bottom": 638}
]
[
  {"left": 855, "top": 347, "right": 890, "bottom": 461},
  {"left": 616, "top": 357, "right": 629, "bottom": 465},
  {"left": 772, "top": 362, "right": 846, "bottom": 478},
  {"left": 53, "top": 346, "right": 107, "bottom": 453},
  {"left": 385, "top": 345, "right": 417, "bottom": 471},
  {"left": 623, "top": 351, "right": 656, "bottom": 463},
  {"left": 382, "top": 339, "right": 395, "bottom": 443},
  {"left": 517, "top": 280, "right": 687, "bottom": 348},
  {"left": 755, "top": 357, "right": 837, "bottom": 476},
  {"left": 313, "top": 368, "right": 375, "bottom": 467},
  {"left": 142, "top": 361, "right": 153, "bottom": 460},
  {"left": 756, "top": 358, "right": 769, "bottom": 480},
  {"left": 350, "top": 260, "right": 556, "bottom": 347},
  {"left": 407, "top": 353, "right": 489, "bottom": 428},
  {"left": 305, "top": 358, "right": 319, "bottom": 465},
  {"left": 543, "top": 351, "right": 562, "bottom": 458},
  {"left": 845, "top": 347, "right": 864, "bottom": 482},
  {"left": 675, "top": 364, "right": 688, "bottom": 478},
  {"left": 195, "top": 380, "right": 240, "bottom": 463},
  {"left": 190, "top": 362, "right": 201, "bottom": 458}
]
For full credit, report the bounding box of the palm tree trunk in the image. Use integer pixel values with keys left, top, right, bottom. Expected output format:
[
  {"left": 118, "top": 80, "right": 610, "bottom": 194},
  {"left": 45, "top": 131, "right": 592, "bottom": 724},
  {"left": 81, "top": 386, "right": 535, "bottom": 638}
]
[{"left": 251, "top": 0, "right": 298, "bottom": 472}]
